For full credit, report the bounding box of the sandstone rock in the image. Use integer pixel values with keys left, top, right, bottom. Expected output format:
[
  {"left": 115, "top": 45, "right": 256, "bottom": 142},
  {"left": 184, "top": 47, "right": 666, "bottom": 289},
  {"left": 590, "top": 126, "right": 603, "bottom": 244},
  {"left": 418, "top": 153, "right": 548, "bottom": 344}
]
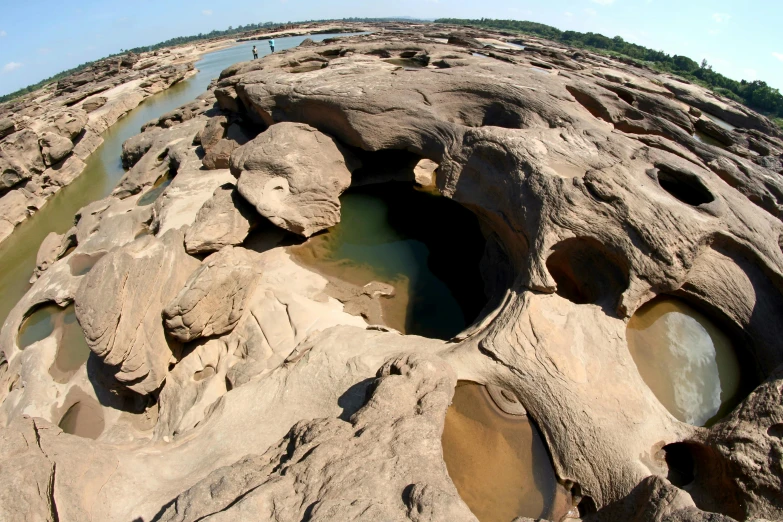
[
  {"left": 75, "top": 230, "right": 201, "bottom": 394},
  {"left": 200, "top": 114, "right": 228, "bottom": 151},
  {"left": 45, "top": 155, "right": 87, "bottom": 187},
  {"left": 231, "top": 122, "right": 357, "bottom": 237},
  {"left": 82, "top": 96, "right": 107, "bottom": 113},
  {"left": 163, "top": 246, "right": 260, "bottom": 342},
  {"left": 31, "top": 229, "right": 76, "bottom": 282},
  {"left": 0, "top": 129, "right": 45, "bottom": 182},
  {"left": 2, "top": 29, "right": 783, "bottom": 522},
  {"left": 0, "top": 118, "right": 15, "bottom": 140},
  {"left": 38, "top": 131, "right": 74, "bottom": 166},
  {"left": 414, "top": 158, "right": 439, "bottom": 188},
  {"left": 184, "top": 182, "right": 258, "bottom": 254},
  {"left": 47, "top": 109, "right": 88, "bottom": 140},
  {"left": 0, "top": 418, "right": 55, "bottom": 522},
  {"left": 448, "top": 34, "right": 485, "bottom": 48},
  {"left": 156, "top": 352, "right": 471, "bottom": 522}
]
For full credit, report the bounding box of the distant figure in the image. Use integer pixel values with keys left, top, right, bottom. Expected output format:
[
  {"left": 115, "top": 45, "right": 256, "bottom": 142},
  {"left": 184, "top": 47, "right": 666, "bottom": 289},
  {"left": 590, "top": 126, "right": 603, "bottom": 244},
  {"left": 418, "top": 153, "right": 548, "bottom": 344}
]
[
  {"left": 252, "top": 45, "right": 258, "bottom": 59},
  {"left": 269, "top": 39, "right": 275, "bottom": 53}
]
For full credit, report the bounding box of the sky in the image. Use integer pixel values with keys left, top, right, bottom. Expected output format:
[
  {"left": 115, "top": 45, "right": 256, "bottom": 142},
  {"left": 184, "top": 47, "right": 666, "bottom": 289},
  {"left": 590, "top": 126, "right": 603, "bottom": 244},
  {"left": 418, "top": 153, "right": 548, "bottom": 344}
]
[{"left": 1, "top": 0, "right": 782, "bottom": 96}]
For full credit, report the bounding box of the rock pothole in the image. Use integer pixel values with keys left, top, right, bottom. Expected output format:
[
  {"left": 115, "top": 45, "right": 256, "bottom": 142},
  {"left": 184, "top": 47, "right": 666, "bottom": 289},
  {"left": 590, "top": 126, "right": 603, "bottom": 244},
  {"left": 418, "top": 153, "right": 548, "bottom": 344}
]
[{"left": 654, "top": 164, "right": 715, "bottom": 207}]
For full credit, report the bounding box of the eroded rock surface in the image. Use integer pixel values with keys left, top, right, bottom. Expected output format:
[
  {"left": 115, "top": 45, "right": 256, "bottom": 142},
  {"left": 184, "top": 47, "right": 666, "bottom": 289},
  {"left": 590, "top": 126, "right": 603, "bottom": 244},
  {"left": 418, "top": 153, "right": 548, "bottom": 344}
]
[
  {"left": 231, "top": 122, "right": 358, "bottom": 237},
  {"left": 0, "top": 26, "right": 782, "bottom": 522},
  {"left": 75, "top": 230, "right": 200, "bottom": 394}
]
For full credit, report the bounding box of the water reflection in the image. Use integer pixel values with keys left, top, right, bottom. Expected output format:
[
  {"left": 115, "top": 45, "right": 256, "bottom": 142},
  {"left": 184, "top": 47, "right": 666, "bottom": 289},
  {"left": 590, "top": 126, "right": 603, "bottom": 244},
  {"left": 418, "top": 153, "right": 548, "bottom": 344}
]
[{"left": 626, "top": 297, "right": 741, "bottom": 426}]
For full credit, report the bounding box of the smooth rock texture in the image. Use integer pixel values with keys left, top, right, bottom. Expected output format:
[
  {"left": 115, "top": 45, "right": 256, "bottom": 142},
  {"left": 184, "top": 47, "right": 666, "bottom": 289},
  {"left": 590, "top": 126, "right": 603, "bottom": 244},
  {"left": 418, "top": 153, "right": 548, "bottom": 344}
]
[
  {"left": 231, "top": 122, "right": 358, "bottom": 237},
  {"left": 184, "top": 182, "right": 258, "bottom": 254},
  {"left": 74, "top": 230, "right": 201, "bottom": 394}
]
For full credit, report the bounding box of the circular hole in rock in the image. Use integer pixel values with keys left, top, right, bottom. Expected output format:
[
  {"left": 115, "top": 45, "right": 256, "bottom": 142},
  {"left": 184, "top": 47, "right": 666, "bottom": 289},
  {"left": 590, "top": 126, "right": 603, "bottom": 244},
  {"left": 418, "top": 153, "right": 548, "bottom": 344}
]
[
  {"left": 655, "top": 165, "right": 714, "bottom": 207},
  {"left": 627, "top": 297, "right": 746, "bottom": 426},
  {"left": 17, "top": 302, "right": 61, "bottom": 349},
  {"left": 290, "top": 181, "right": 487, "bottom": 340},
  {"left": 58, "top": 396, "right": 105, "bottom": 439},
  {"left": 663, "top": 442, "right": 695, "bottom": 487},
  {"left": 68, "top": 252, "right": 106, "bottom": 276},
  {"left": 194, "top": 366, "right": 215, "bottom": 382},
  {"left": 768, "top": 424, "right": 783, "bottom": 439},
  {"left": 546, "top": 237, "right": 628, "bottom": 309},
  {"left": 441, "top": 382, "right": 574, "bottom": 521}
]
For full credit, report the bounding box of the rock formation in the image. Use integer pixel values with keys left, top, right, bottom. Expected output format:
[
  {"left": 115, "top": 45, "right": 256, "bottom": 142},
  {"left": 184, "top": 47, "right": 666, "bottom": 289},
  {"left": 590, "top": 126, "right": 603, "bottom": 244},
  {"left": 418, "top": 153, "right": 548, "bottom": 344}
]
[
  {"left": 0, "top": 27, "right": 782, "bottom": 522},
  {"left": 0, "top": 40, "right": 231, "bottom": 245}
]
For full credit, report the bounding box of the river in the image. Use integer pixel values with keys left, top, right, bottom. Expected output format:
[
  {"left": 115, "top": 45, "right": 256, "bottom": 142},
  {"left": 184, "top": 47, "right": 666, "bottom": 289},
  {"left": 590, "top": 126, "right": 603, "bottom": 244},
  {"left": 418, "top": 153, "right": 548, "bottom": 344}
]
[{"left": 0, "top": 33, "right": 362, "bottom": 327}]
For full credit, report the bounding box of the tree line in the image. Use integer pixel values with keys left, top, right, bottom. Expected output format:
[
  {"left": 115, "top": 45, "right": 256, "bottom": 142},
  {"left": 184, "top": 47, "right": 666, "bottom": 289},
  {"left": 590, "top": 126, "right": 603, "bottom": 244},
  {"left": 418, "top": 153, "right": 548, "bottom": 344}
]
[
  {"left": 0, "top": 17, "right": 426, "bottom": 104},
  {"left": 436, "top": 18, "right": 783, "bottom": 128}
]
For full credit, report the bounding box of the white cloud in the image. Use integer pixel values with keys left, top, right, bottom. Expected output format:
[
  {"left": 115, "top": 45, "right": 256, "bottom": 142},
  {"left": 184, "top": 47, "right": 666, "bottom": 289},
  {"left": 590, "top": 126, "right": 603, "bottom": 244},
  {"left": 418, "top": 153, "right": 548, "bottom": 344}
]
[
  {"left": 591, "top": 0, "right": 615, "bottom": 4},
  {"left": 2, "top": 62, "right": 22, "bottom": 73},
  {"left": 773, "top": 52, "right": 783, "bottom": 62},
  {"left": 202, "top": 9, "right": 213, "bottom": 15},
  {"left": 584, "top": 8, "right": 598, "bottom": 16},
  {"left": 0, "top": 30, "right": 6, "bottom": 37},
  {"left": 712, "top": 13, "right": 731, "bottom": 23},
  {"left": 565, "top": 11, "right": 573, "bottom": 16}
]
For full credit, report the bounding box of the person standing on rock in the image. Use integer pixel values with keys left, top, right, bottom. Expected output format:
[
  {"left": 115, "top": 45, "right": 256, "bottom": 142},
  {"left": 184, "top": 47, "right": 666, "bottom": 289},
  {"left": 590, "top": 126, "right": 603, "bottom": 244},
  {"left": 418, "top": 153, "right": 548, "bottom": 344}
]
[
  {"left": 269, "top": 39, "right": 275, "bottom": 53},
  {"left": 252, "top": 45, "right": 258, "bottom": 59}
]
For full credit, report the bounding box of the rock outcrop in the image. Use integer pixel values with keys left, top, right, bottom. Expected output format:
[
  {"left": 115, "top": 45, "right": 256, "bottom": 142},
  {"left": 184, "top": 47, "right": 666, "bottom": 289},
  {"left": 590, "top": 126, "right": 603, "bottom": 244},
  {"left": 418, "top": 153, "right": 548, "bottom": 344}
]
[
  {"left": 0, "top": 40, "right": 230, "bottom": 246},
  {"left": 75, "top": 230, "right": 200, "bottom": 394},
  {"left": 0, "top": 27, "right": 782, "bottom": 522},
  {"left": 231, "top": 122, "right": 358, "bottom": 237}
]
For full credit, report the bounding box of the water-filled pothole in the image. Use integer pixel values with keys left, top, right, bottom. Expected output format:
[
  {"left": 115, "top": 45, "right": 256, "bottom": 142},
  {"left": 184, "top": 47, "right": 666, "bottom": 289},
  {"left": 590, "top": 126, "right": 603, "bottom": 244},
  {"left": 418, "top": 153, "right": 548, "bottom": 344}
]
[
  {"left": 17, "top": 303, "right": 60, "bottom": 349},
  {"left": 290, "top": 182, "right": 487, "bottom": 340},
  {"left": 138, "top": 173, "right": 174, "bottom": 206},
  {"left": 17, "top": 303, "right": 91, "bottom": 383},
  {"left": 627, "top": 297, "right": 744, "bottom": 426},
  {"left": 441, "top": 382, "right": 573, "bottom": 521}
]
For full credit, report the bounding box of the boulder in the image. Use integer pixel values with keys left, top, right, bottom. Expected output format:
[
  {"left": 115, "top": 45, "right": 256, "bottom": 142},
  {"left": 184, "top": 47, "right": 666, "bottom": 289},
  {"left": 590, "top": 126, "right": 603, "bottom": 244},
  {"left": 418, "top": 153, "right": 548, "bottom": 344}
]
[
  {"left": 75, "top": 230, "right": 201, "bottom": 395},
  {"left": 163, "top": 246, "right": 260, "bottom": 342},
  {"left": 47, "top": 109, "right": 88, "bottom": 140},
  {"left": 231, "top": 123, "right": 358, "bottom": 237},
  {"left": 0, "top": 128, "right": 45, "bottom": 183},
  {"left": 82, "top": 96, "right": 107, "bottom": 113},
  {"left": 38, "top": 131, "right": 74, "bottom": 166},
  {"left": 184, "top": 183, "right": 258, "bottom": 254},
  {"left": 202, "top": 123, "right": 252, "bottom": 170},
  {"left": 0, "top": 118, "right": 15, "bottom": 140}
]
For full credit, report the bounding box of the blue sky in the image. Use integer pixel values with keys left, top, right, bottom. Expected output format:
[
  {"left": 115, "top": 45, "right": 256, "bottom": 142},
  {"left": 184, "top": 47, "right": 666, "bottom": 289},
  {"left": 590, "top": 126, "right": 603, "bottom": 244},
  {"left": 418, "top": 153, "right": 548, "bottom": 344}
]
[{"left": 1, "top": 0, "right": 782, "bottom": 96}]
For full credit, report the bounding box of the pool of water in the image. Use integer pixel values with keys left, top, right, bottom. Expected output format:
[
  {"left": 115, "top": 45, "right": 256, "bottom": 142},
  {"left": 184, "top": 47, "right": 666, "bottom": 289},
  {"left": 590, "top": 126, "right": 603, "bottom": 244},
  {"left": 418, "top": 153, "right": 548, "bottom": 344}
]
[
  {"left": 290, "top": 182, "right": 486, "bottom": 340},
  {"left": 16, "top": 302, "right": 91, "bottom": 383},
  {"left": 0, "top": 33, "right": 364, "bottom": 328},
  {"left": 626, "top": 297, "right": 742, "bottom": 426},
  {"left": 441, "top": 382, "right": 573, "bottom": 521},
  {"left": 703, "top": 112, "right": 737, "bottom": 132}
]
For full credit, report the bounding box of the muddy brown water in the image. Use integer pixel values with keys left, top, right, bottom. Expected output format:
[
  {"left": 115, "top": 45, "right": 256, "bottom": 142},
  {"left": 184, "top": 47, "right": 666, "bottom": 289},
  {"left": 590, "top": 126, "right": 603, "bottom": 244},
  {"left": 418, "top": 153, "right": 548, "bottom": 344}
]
[
  {"left": 626, "top": 297, "right": 742, "bottom": 426},
  {"left": 441, "top": 382, "right": 573, "bottom": 521}
]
